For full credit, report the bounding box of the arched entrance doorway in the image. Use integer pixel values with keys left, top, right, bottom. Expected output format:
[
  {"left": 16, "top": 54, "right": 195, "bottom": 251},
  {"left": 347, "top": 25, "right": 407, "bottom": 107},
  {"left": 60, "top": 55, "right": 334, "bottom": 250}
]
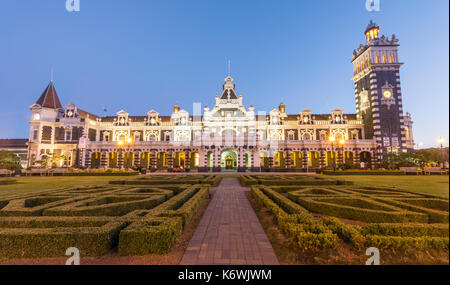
[
  {"left": 220, "top": 149, "right": 238, "bottom": 171},
  {"left": 360, "top": 151, "right": 372, "bottom": 169}
]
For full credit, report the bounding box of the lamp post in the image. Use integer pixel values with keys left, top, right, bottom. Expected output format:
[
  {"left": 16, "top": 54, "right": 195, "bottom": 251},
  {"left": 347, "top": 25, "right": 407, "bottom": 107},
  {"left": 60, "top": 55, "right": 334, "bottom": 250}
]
[
  {"left": 329, "top": 136, "right": 336, "bottom": 171},
  {"left": 117, "top": 137, "right": 133, "bottom": 169},
  {"left": 339, "top": 139, "right": 345, "bottom": 169},
  {"left": 438, "top": 137, "right": 445, "bottom": 166}
]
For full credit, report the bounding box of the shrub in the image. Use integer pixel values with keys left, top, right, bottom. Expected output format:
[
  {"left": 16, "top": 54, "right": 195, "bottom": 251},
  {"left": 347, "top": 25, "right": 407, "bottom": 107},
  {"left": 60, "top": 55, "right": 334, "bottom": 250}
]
[
  {"left": 118, "top": 217, "right": 183, "bottom": 255},
  {"left": 0, "top": 217, "right": 127, "bottom": 258},
  {"left": 322, "top": 170, "right": 405, "bottom": 176},
  {"left": 365, "top": 235, "right": 449, "bottom": 250},
  {"left": 362, "top": 223, "right": 449, "bottom": 238}
]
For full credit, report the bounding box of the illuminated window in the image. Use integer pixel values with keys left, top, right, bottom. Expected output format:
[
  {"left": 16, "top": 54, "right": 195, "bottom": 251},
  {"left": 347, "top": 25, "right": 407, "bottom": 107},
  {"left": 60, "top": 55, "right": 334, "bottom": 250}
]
[
  {"left": 382, "top": 55, "right": 387, "bottom": 64},
  {"left": 389, "top": 54, "right": 394, "bottom": 63},
  {"left": 366, "top": 58, "right": 369, "bottom": 67},
  {"left": 361, "top": 62, "right": 364, "bottom": 70},
  {"left": 375, "top": 55, "right": 380, "bottom": 64},
  {"left": 65, "top": 130, "right": 72, "bottom": 141},
  {"left": 357, "top": 66, "right": 360, "bottom": 73}
]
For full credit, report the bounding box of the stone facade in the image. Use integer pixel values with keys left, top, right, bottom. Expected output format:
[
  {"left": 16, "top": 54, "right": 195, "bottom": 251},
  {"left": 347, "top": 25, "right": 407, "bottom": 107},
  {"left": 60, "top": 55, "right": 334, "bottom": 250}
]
[{"left": 27, "top": 21, "right": 414, "bottom": 171}]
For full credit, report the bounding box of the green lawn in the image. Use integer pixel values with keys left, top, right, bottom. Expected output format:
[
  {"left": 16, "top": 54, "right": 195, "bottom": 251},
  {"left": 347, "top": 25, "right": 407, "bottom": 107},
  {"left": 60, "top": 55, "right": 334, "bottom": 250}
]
[
  {"left": 0, "top": 176, "right": 139, "bottom": 199},
  {"left": 333, "top": 175, "right": 449, "bottom": 198}
]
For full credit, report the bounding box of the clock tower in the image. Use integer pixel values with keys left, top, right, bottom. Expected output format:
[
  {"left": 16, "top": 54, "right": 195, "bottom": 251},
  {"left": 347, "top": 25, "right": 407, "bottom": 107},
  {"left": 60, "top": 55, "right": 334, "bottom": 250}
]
[{"left": 352, "top": 20, "right": 411, "bottom": 160}]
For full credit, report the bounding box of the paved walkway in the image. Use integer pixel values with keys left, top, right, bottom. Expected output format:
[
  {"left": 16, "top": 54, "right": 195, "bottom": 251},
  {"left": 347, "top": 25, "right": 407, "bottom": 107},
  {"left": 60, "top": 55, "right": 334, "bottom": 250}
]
[{"left": 180, "top": 178, "right": 279, "bottom": 265}]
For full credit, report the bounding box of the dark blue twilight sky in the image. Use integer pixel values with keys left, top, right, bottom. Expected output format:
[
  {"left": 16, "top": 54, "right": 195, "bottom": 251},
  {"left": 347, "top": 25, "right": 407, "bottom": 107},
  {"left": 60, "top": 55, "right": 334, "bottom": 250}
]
[{"left": 0, "top": 0, "right": 448, "bottom": 147}]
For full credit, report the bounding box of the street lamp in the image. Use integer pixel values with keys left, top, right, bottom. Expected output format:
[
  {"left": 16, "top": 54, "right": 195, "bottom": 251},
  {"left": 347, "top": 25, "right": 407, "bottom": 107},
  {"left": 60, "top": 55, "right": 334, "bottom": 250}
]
[
  {"left": 339, "top": 139, "right": 345, "bottom": 168},
  {"left": 438, "top": 137, "right": 445, "bottom": 165},
  {"left": 329, "top": 136, "right": 336, "bottom": 171}
]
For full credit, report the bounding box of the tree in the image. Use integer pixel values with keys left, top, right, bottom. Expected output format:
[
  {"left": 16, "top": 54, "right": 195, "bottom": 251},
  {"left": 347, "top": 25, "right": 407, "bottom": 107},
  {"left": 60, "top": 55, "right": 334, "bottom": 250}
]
[{"left": 0, "top": 151, "right": 22, "bottom": 170}]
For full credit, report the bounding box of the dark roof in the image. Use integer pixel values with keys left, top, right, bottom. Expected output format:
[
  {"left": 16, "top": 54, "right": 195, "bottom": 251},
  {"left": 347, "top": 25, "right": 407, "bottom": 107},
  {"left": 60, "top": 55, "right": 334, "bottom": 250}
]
[
  {"left": 365, "top": 20, "right": 379, "bottom": 33},
  {"left": 77, "top": 108, "right": 99, "bottom": 120},
  {"left": 36, "top": 81, "right": 63, "bottom": 109},
  {"left": 0, "top": 139, "right": 28, "bottom": 148},
  {"left": 220, "top": 88, "right": 238, "bottom": 100}
]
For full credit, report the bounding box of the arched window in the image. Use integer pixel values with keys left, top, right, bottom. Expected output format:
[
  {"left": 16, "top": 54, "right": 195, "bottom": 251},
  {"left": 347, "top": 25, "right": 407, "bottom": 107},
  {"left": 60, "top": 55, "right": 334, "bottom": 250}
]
[
  {"left": 303, "top": 133, "right": 311, "bottom": 141},
  {"left": 382, "top": 55, "right": 387, "bottom": 64},
  {"left": 389, "top": 54, "right": 394, "bottom": 63},
  {"left": 357, "top": 66, "right": 360, "bottom": 73},
  {"left": 149, "top": 134, "right": 156, "bottom": 142},
  {"left": 361, "top": 62, "right": 364, "bottom": 70},
  {"left": 365, "top": 58, "right": 369, "bottom": 67},
  {"left": 375, "top": 55, "right": 380, "bottom": 64}
]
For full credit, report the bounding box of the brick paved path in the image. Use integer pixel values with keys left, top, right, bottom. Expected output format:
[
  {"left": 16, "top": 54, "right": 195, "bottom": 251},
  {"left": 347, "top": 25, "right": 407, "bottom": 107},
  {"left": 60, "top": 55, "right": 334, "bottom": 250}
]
[{"left": 180, "top": 178, "right": 279, "bottom": 265}]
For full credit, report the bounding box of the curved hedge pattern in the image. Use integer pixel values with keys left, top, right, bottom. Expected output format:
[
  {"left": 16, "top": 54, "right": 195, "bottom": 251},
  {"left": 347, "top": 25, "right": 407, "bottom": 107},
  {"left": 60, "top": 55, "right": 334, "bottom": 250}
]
[
  {"left": 0, "top": 181, "right": 210, "bottom": 259},
  {"left": 251, "top": 181, "right": 449, "bottom": 251}
]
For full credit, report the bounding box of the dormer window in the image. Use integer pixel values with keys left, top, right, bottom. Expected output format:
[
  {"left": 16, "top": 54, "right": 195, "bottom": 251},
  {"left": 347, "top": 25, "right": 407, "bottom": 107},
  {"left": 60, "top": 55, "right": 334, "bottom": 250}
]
[
  {"left": 147, "top": 110, "right": 159, "bottom": 126},
  {"left": 116, "top": 110, "right": 129, "bottom": 126},
  {"left": 331, "top": 108, "right": 344, "bottom": 124}
]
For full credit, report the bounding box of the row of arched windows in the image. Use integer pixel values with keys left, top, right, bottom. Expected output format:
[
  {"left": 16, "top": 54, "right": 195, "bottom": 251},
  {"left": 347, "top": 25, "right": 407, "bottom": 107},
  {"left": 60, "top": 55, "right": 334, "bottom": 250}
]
[{"left": 356, "top": 54, "right": 395, "bottom": 73}]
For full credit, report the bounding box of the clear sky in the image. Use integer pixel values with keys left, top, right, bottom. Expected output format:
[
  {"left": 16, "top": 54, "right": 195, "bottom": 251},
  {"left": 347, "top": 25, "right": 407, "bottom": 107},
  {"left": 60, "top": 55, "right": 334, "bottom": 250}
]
[{"left": 0, "top": 0, "right": 448, "bottom": 147}]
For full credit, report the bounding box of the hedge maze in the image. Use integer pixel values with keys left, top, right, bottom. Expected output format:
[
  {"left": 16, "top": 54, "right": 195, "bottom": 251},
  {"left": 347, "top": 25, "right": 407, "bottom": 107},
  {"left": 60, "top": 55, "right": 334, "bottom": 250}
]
[
  {"left": 245, "top": 175, "right": 449, "bottom": 251},
  {"left": 0, "top": 178, "right": 210, "bottom": 259}
]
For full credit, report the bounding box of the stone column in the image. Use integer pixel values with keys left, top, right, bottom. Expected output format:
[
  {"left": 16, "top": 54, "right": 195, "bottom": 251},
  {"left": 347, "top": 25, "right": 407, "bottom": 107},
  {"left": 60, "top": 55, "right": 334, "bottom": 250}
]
[
  {"left": 337, "top": 148, "right": 343, "bottom": 167},
  {"left": 118, "top": 150, "right": 124, "bottom": 169},
  {"left": 134, "top": 151, "right": 141, "bottom": 168},
  {"left": 252, "top": 149, "right": 261, "bottom": 172},
  {"left": 184, "top": 150, "right": 190, "bottom": 169},
  {"left": 302, "top": 150, "right": 308, "bottom": 169},
  {"left": 101, "top": 151, "right": 108, "bottom": 169},
  {"left": 150, "top": 150, "right": 157, "bottom": 171},
  {"left": 167, "top": 149, "right": 174, "bottom": 170},
  {"left": 268, "top": 152, "right": 274, "bottom": 169},
  {"left": 354, "top": 148, "right": 361, "bottom": 166},
  {"left": 84, "top": 149, "right": 91, "bottom": 169},
  {"left": 238, "top": 148, "right": 245, "bottom": 172},
  {"left": 213, "top": 148, "right": 221, "bottom": 172},
  {"left": 285, "top": 149, "right": 291, "bottom": 170},
  {"left": 319, "top": 149, "right": 326, "bottom": 169}
]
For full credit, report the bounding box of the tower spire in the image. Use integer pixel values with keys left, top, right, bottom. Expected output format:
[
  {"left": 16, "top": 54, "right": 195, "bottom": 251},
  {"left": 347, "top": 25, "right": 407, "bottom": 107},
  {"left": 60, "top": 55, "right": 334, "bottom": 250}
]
[
  {"left": 50, "top": 67, "right": 54, "bottom": 82},
  {"left": 227, "top": 60, "right": 231, "bottom": 77}
]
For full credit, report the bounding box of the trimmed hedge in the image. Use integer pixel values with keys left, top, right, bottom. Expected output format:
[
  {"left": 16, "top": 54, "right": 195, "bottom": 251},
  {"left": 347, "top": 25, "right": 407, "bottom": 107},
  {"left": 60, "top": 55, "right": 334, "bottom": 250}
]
[
  {"left": 118, "top": 217, "right": 183, "bottom": 255},
  {"left": 365, "top": 235, "right": 449, "bottom": 250},
  {"left": 119, "top": 185, "right": 209, "bottom": 255},
  {"left": 0, "top": 179, "right": 17, "bottom": 185},
  {"left": 256, "top": 183, "right": 450, "bottom": 250},
  {"left": 65, "top": 172, "right": 139, "bottom": 176},
  {"left": 293, "top": 197, "right": 428, "bottom": 223},
  {"left": 322, "top": 170, "right": 405, "bottom": 175},
  {"left": 43, "top": 195, "right": 166, "bottom": 217},
  {"left": 0, "top": 217, "right": 127, "bottom": 258},
  {"left": 362, "top": 223, "right": 449, "bottom": 238},
  {"left": 240, "top": 175, "right": 353, "bottom": 186}
]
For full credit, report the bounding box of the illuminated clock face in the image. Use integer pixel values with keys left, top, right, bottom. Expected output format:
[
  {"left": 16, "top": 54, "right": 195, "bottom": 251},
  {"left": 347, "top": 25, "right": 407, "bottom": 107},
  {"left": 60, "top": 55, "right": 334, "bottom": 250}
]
[
  {"left": 303, "top": 117, "right": 309, "bottom": 123},
  {"left": 383, "top": 90, "right": 392, "bottom": 98},
  {"left": 33, "top": 113, "right": 40, "bottom": 120},
  {"left": 67, "top": 111, "right": 73, "bottom": 117},
  {"left": 150, "top": 118, "right": 156, "bottom": 124}
]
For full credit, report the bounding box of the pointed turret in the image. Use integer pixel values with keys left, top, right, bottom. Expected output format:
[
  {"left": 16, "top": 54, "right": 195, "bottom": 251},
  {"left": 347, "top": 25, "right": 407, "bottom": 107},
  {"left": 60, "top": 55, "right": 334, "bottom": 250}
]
[
  {"left": 219, "top": 76, "right": 238, "bottom": 100},
  {"left": 35, "top": 81, "right": 63, "bottom": 109}
]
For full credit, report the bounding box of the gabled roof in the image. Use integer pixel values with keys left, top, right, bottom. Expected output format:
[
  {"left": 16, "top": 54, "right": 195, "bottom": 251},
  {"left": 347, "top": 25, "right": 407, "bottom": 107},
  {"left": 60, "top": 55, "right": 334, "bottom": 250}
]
[
  {"left": 220, "top": 76, "right": 238, "bottom": 99},
  {"left": 220, "top": 88, "right": 238, "bottom": 100},
  {"left": 35, "top": 81, "right": 63, "bottom": 109}
]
